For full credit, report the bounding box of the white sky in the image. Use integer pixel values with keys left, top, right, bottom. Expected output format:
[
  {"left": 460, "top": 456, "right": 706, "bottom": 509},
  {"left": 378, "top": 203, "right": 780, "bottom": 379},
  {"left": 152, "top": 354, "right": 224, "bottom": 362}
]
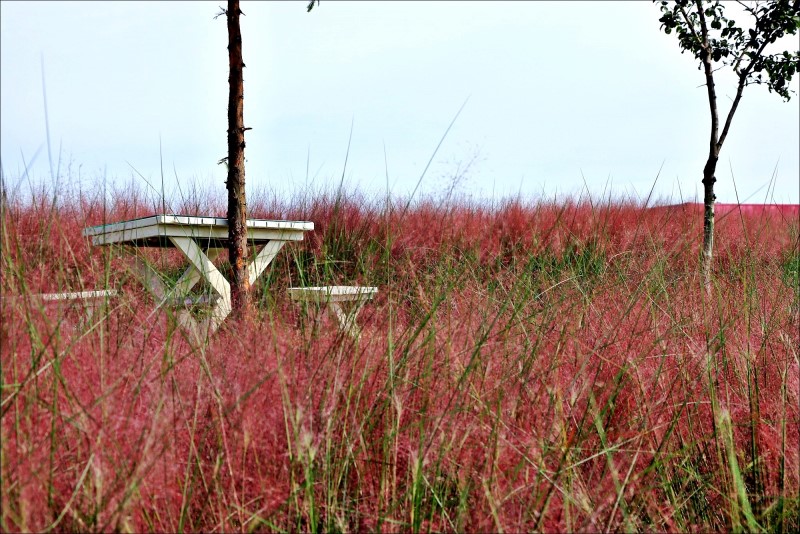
[{"left": 1, "top": 0, "right": 798, "bottom": 204}]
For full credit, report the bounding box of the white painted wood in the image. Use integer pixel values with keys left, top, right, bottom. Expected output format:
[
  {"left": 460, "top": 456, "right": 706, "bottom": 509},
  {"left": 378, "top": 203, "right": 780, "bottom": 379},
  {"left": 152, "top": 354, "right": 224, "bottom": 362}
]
[
  {"left": 37, "top": 290, "right": 118, "bottom": 301},
  {"left": 128, "top": 256, "right": 212, "bottom": 341},
  {"left": 84, "top": 215, "right": 314, "bottom": 341},
  {"left": 169, "top": 238, "right": 230, "bottom": 304},
  {"left": 172, "top": 248, "right": 223, "bottom": 296},
  {"left": 288, "top": 286, "right": 377, "bottom": 338},
  {"left": 85, "top": 225, "right": 160, "bottom": 246},
  {"left": 287, "top": 286, "right": 378, "bottom": 303},
  {"left": 328, "top": 302, "right": 363, "bottom": 337},
  {"left": 164, "top": 294, "right": 219, "bottom": 307},
  {"left": 82, "top": 214, "right": 314, "bottom": 235},
  {"left": 87, "top": 226, "right": 309, "bottom": 247},
  {"left": 247, "top": 241, "right": 286, "bottom": 285},
  {"left": 130, "top": 257, "right": 168, "bottom": 301},
  {"left": 25, "top": 289, "right": 118, "bottom": 326},
  {"left": 125, "top": 247, "right": 210, "bottom": 342},
  {"left": 169, "top": 236, "right": 232, "bottom": 333},
  {"left": 83, "top": 215, "right": 314, "bottom": 247}
]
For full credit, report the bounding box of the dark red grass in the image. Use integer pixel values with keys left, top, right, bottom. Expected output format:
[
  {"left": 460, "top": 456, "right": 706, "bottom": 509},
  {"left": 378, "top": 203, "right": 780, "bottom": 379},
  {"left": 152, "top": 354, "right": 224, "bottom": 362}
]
[{"left": 1, "top": 183, "right": 798, "bottom": 532}]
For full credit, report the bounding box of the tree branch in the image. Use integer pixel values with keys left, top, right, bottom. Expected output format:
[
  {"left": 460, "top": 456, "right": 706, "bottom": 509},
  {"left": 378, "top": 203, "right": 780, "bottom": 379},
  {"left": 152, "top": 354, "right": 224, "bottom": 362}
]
[
  {"left": 734, "top": 0, "right": 759, "bottom": 21},
  {"left": 731, "top": 0, "right": 769, "bottom": 73},
  {"left": 718, "top": 30, "right": 775, "bottom": 148},
  {"left": 694, "top": 0, "right": 711, "bottom": 46},
  {"left": 677, "top": 4, "right": 706, "bottom": 50},
  {"left": 717, "top": 76, "right": 747, "bottom": 150},
  {"left": 693, "top": 0, "right": 720, "bottom": 155},
  {"left": 718, "top": 0, "right": 800, "bottom": 147}
]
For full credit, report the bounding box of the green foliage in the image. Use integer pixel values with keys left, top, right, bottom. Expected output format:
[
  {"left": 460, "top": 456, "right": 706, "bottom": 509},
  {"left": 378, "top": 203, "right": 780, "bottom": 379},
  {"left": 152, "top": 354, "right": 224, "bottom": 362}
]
[
  {"left": 782, "top": 250, "right": 799, "bottom": 288},
  {"left": 526, "top": 241, "right": 607, "bottom": 281},
  {"left": 657, "top": 0, "right": 800, "bottom": 100}
]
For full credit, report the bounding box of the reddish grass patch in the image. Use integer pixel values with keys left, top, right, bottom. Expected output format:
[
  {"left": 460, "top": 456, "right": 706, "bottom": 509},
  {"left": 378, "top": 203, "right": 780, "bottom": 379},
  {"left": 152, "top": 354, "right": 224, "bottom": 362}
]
[{"left": 2, "top": 184, "right": 798, "bottom": 532}]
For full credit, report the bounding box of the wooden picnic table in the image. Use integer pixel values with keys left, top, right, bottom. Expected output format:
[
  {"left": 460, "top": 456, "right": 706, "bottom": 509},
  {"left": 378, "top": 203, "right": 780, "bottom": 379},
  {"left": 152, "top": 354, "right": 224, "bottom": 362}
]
[{"left": 83, "top": 214, "right": 314, "bottom": 338}]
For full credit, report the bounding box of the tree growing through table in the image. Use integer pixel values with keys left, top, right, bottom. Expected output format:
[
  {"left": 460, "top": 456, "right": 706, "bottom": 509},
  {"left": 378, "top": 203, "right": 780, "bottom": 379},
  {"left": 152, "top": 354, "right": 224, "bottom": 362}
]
[
  {"left": 216, "top": 1, "right": 322, "bottom": 317},
  {"left": 218, "top": 0, "right": 251, "bottom": 316}
]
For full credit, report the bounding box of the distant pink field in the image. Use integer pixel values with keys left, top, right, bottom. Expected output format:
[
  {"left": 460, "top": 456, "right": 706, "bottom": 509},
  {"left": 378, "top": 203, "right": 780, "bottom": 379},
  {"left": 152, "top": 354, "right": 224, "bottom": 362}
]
[{"left": 657, "top": 202, "right": 800, "bottom": 218}]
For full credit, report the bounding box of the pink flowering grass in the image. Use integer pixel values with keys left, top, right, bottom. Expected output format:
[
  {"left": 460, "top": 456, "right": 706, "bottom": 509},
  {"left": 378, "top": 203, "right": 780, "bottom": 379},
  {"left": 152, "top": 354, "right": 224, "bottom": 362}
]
[{"left": 1, "top": 180, "right": 798, "bottom": 532}]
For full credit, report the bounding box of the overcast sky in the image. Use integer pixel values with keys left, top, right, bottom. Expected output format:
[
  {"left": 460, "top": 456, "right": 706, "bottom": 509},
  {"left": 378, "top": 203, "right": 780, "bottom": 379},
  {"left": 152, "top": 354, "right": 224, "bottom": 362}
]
[{"left": 2, "top": 0, "right": 798, "bottom": 205}]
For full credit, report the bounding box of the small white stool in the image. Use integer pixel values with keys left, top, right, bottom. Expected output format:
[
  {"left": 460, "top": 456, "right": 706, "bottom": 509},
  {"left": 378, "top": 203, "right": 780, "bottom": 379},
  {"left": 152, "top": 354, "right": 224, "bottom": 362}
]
[{"left": 288, "top": 286, "right": 377, "bottom": 338}]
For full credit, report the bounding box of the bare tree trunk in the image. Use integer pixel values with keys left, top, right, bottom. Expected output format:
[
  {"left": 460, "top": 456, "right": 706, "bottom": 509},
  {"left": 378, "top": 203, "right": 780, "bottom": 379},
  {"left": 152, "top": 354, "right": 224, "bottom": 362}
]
[
  {"left": 225, "top": 0, "right": 250, "bottom": 316},
  {"left": 701, "top": 151, "right": 718, "bottom": 289}
]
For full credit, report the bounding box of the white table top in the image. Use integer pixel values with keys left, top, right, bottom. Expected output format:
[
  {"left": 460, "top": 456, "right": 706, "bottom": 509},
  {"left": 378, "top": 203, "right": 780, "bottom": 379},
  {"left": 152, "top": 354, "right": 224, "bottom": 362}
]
[{"left": 83, "top": 214, "right": 315, "bottom": 247}]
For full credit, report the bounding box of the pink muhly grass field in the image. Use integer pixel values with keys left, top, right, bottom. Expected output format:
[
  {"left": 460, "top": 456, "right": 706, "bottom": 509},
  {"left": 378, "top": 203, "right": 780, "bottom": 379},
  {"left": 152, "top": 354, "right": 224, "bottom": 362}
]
[{"left": 1, "top": 182, "right": 798, "bottom": 532}]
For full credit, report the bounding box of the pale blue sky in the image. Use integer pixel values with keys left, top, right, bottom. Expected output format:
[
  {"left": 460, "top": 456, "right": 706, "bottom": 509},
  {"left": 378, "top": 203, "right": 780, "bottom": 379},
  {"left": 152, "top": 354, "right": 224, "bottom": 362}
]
[{"left": 2, "top": 0, "right": 798, "bottom": 204}]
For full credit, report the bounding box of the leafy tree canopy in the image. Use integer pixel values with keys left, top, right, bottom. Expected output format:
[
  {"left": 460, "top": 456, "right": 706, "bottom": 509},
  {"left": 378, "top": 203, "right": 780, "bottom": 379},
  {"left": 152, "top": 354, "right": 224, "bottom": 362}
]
[{"left": 657, "top": 0, "right": 800, "bottom": 100}]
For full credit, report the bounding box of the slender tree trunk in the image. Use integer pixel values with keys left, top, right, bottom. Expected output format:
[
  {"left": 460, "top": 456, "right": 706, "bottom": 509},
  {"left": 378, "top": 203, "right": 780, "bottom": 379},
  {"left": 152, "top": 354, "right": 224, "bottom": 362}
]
[
  {"left": 697, "top": 3, "right": 719, "bottom": 293},
  {"left": 676, "top": 1, "right": 787, "bottom": 292},
  {"left": 225, "top": 0, "right": 250, "bottom": 316},
  {"left": 701, "top": 151, "right": 718, "bottom": 289}
]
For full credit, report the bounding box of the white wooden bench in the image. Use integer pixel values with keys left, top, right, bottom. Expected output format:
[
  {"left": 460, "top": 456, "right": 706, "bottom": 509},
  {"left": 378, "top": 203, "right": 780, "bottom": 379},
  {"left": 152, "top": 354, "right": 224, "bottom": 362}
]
[
  {"left": 33, "top": 290, "right": 118, "bottom": 324},
  {"left": 36, "top": 290, "right": 118, "bottom": 303},
  {"left": 288, "top": 286, "right": 377, "bottom": 338}
]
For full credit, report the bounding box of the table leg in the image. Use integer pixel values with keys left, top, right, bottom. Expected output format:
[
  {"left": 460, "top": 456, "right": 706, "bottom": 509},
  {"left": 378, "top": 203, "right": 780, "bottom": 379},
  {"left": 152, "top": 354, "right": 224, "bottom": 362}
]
[
  {"left": 127, "top": 239, "right": 289, "bottom": 339},
  {"left": 247, "top": 240, "right": 287, "bottom": 285},
  {"left": 128, "top": 254, "right": 200, "bottom": 340},
  {"left": 130, "top": 249, "right": 223, "bottom": 302},
  {"left": 181, "top": 240, "right": 286, "bottom": 334},
  {"left": 130, "top": 256, "right": 168, "bottom": 301},
  {"left": 169, "top": 237, "right": 232, "bottom": 335},
  {"left": 173, "top": 248, "right": 222, "bottom": 295},
  {"left": 169, "top": 248, "right": 224, "bottom": 339}
]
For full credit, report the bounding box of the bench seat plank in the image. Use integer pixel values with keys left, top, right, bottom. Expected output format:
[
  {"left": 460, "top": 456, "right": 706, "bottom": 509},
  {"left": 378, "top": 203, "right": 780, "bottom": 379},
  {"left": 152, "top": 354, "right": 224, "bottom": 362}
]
[
  {"left": 38, "top": 290, "right": 118, "bottom": 301},
  {"left": 287, "top": 286, "right": 378, "bottom": 303},
  {"left": 288, "top": 286, "right": 377, "bottom": 338}
]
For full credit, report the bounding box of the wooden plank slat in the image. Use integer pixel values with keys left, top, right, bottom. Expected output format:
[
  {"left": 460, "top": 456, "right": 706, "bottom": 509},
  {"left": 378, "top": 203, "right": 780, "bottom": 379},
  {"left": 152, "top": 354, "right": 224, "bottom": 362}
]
[
  {"left": 38, "top": 290, "right": 118, "bottom": 301},
  {"left": 287, "top": 286, "right": 378, "bottom": 303},
  {"left": 83, "top": 214, "right": 314, "bottom": 240}
]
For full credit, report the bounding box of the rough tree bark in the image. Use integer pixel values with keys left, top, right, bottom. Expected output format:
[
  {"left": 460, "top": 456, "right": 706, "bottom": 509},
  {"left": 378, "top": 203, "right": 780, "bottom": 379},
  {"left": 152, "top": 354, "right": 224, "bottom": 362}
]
[{"left": 225, "top": 0, "right": 250, "bottom": 316}]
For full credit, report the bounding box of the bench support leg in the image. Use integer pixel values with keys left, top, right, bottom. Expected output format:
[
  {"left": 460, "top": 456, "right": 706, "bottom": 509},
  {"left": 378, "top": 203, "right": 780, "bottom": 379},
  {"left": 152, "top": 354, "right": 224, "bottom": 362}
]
[
  {"left": 128, "top": 248, "right": 221, "bottom": 340},
  {"left": 127, "top": 240, "right": 287, "bottom": 342},
  {"left": 328, "top": 300, "right": 368, "bottom": 339},
  {"left": 248, "top": 240, "right": 286, "bottom": 285},
  {"left": 169, "top": 237, "right": 232, "bottom": 337}
]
